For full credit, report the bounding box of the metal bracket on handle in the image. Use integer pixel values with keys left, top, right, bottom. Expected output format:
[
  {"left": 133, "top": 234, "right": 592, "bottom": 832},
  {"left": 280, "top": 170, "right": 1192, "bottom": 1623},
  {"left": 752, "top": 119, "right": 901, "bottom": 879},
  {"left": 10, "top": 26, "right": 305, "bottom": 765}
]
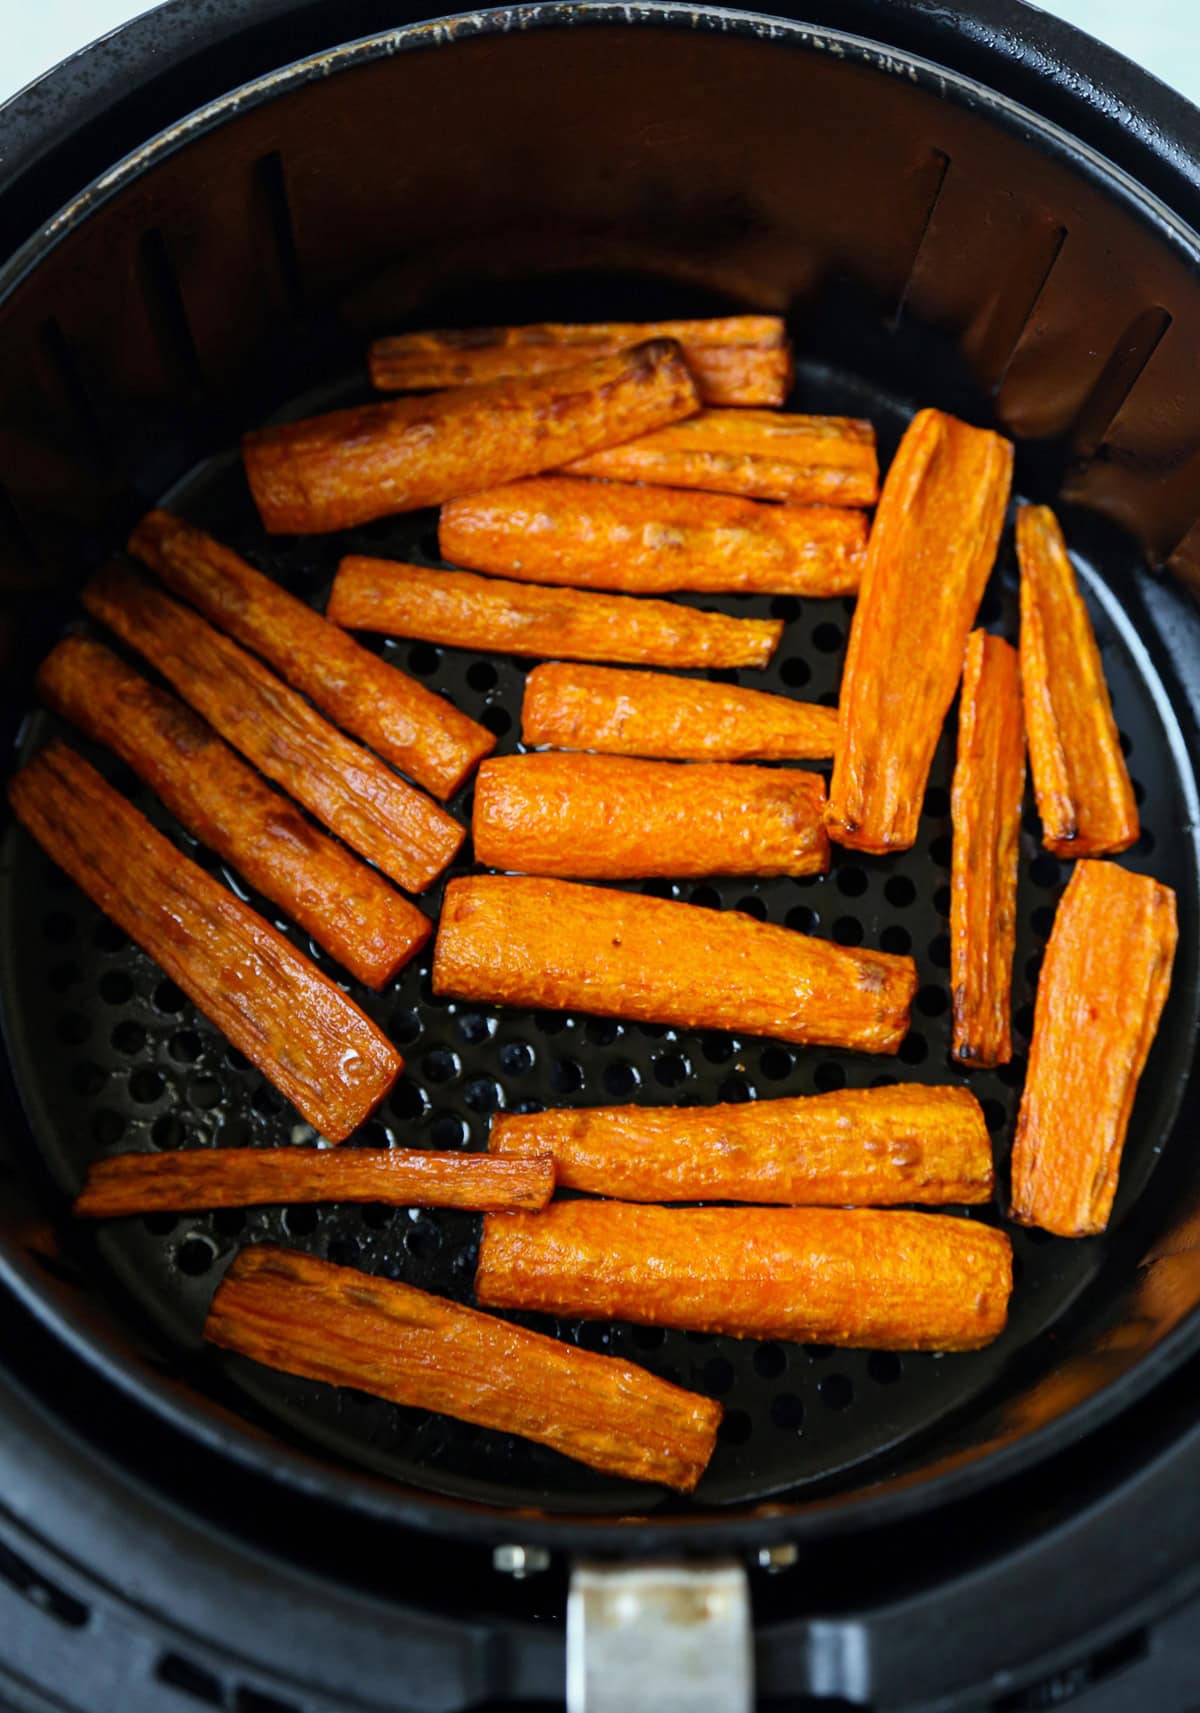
[{"left": 567, "top": 1559, "right": 753, "bottom": 1713}]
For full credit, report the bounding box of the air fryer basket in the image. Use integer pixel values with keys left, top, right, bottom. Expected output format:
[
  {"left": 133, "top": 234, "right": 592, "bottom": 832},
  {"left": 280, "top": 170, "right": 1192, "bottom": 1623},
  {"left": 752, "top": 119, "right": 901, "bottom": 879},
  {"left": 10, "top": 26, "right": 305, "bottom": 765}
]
[{"left": 2, "top": 0, "right": 1200, "bottom": 1556}]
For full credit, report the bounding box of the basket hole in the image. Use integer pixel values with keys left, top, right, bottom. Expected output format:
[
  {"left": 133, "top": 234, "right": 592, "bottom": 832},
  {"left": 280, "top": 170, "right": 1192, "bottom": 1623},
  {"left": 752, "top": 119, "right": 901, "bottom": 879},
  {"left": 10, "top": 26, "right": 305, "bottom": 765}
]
[
  {"left": 718, "top": 1408, "right": 752, "bottom": 1446},
  {"left": 90, "top": 1109, "right": 126, "bottom": 1145},
  {"left": 390, "top": 1082, "right": 428, "bottom": 1120},
  {"left": 464, "top": 1076, "right": 503, "bottom": 1113},
  {"left": 189, "top": 1078, "right": 221, "bottom": 1111},
  {"left": 97, "top": 969, "right": 133, "bottom": 1004},
  {"left": 733, "top": 894, "right": 765, "bottom": 921},
  {"left": 391, "top": 1007, "right": 423, "bottom": 1045},
  {"left": 834, "top": 865, "right": 868, "bottom": 898},
  {"left": 770, "top": 595, "right": 800, "bottom": 621},
  {"left": 916, "top": 984, "right": 948, "bottom": 1018},
  {"left": 70, "top": 1062, "right": 106, "bottom": 1096},
  {"left": 361, "top": 1202, "right": 395, "bottom": 1229},
  {"left": 170, "top": 1030, "right": 201, "bottom": 1063},
  {"left": 406, "top": 1220, "right": 442, "bottom": 1258},
  {"left": 786, "top": 904, "right": 819, "bottom": 933},
  {"left": 632, "top": 1324, "right": 667, "bottom": 1350},
  {"left": 154, "top": 978, "right": 187, "bottom": 1014},
  {"left": 832, "top": 916, "right": 863, "bottom": 947},
  {"left": 997, "top": 1056, "right": 1027, "bottom": 1089},
  {"left": 213, "top": 1209, "right": 247, "bottom": 1238},
  {"left": 690, "top": 884, "right": 721, "bottom": 909},
  {"left": 753, "top": 1342, "right": 787, "bottom": 1379},
  {"left": 717, "top": 1075, "right": 752, "bottom": 1104},
  {"left": 467, "top": 660, "right": 497, "bottom": 691},
  {"left": 585, "top": 1017, "right": 621, "bottom": 1046},
  {"left": 898, "top": 1032, "right": 929, "bottom": 1065},
  {"left": 327, "top": 1236, "right": 361, "bottom": 1269},
  {"left": 429, "top": 1114, "right": 466, "bottom": 1148},
  {"left": 551, "top": 1058, "right": 584, "bottom": 1094},
  {"left": 702, "top": 1357, "right": 736, "bottom": 1396},
  {"left": 770, "top": 1393, "right": 804, "bottom": 1430},
  {"left": 176, "top": 1237, "right": 216, "bottom": 1276},
  {"left": 812, "top": 622, "right": 843, "bottom": 654},
  {"left": 884, "top": 875, "right": 915, "bottom": 908},
  {"left": 283, "top": 1206, "right": 318, "bottom": 1236},
  {"left": 780, "top": 657, "right": 811, "bottom": 689},
  {"left": 406, "top": 642, "right": 440, "bottom": 676},
  {"left": 867, "top": 1351, "right": 903, "bottom": 1386},
  {"left": 654, "top": 1053, "right": 690, "bottom": 1088},
  {"left": 701, "top": 1032, "right": 735, "bottom": 1064},
  {"left": 92, "top": 919, "right": 127, "bottom": 953},
  {"left": 111, "top": 1020, "right": 145, "bottom": 1054},
  {"left": 813, "top": 1061, "right": 846, "bottom": 1093},
  {"left": 151, "top": 1113, "right": 184, "bottom": 1148},
  {"left": 923, "top": 785, "right": 951, "bottom": 818},
  {"left": 482, "top": 705, "right": 512, "bottom": 736},
  {"left": 1031, "top": 905, "right": 1057, "bottom": 937},
  {"left": 56, "top": 1013, "right": 90, "bottom": 1047},
  {"left": 880, "top": 924, "right": 912, "bottom": 956},
  {"left": 604, "top": 1061, "right": 640, "bottom": 1097},
  {"left": 934, "top": 883, "right": 952, "bottom": 917},
  {"left": 930, "top": 833, "right": 953, "bottom": 868},
  {"left": 534, "top": 1011, "right": 570, "bottom": 1036},
  {"left": 982, "top": 1099, "right": 1008, "bottom": 1134},
  {"left": 928, "top": 934, "right": 951, "bottom": 969},
  {"left": 225, "top": 1045, "right": 250, "bottom": 1073},
  {"left": 819, "top": 1373, "right": 854, "bottom": 1409},
  {"left": 499, "top": 1041, "right": 533, "bottom": 1076},
  {"left": 1028, "top": 852, "right": 1061, "bottom": 888},
  {"left": 760, "top": 1045, "right": 793, "bottom": 1081},
  {"left": 422, "top": 1048, "right": 460, "bottom": 1085}
]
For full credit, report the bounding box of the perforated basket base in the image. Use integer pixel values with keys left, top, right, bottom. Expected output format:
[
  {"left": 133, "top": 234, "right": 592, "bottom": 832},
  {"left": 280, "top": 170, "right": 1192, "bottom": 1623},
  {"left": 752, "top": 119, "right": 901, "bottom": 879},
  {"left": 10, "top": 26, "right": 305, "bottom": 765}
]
[{"left": 2, "top": 355, "right": 1197, "bottom": 1517}]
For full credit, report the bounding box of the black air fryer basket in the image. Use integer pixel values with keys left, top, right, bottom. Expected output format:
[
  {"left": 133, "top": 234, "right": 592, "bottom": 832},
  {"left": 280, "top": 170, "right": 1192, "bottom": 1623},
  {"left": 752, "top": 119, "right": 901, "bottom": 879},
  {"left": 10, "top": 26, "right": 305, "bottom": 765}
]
[{"left": 2, "top": 3, "right": 1200, "bottom": 1710}]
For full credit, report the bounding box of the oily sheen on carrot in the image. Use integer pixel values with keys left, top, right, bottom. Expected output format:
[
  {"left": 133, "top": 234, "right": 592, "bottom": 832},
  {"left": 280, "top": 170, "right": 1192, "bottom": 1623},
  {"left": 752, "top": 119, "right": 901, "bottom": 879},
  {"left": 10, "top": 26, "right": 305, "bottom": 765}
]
[
  {"left": 950, "top": 631, "right": 1025, "bottom": 1068},
  {"left": 75, "top": 1148, "right": 554, "bottom": 1216},
  {"left": 434, "top": 877, "right": 916, "bottom": 1052},
  {"left": 476, "top": 1203, "right": 1014, "bottom": 1351},
  {"left": 83, "top": 566, "right": 463, "bottom": 894},
  {"left": 244, "top": 338, "right": 700, "bottom": 534},
  {"left": 827, "top": 408, "right": 1013, "bottom": 853},
  {"left": 563, "top": 410, "right": 879, "bottom": 506},
  {"left": 522, "top": 663, "right": 839, "bottom": 761},
  {"left": 472, "top": 753, "right": 829, "bottom": 879},
  {"left": 1010, "top": 860, "right": 1177, "bottom": 1238},
  {"left": 129, "top": 510, "right": 492, "bottom": 799},
  {"left": 489, "top": 1084, "right": 993, "bottom": 1205},
  {"left": 439, "top": 476, "right": 867, "bottom": 597},
  {"left": 206, "top": 1246, "right": 721, "bottom": 1491},
  {"left": 368, "top": 316, "right": 792, "bottom": 407},
  {"left": 37, "top": 637, "right": 428, "bottom": 989},
  {"left": 8, "top": 745, "right": 400, "bottom": 1141},
  {"left": 1017, "top": 504, "right": 1138, "bottom": 857},
  {"left": 327, "top": 560, "right": 782, "bottom": 670}
]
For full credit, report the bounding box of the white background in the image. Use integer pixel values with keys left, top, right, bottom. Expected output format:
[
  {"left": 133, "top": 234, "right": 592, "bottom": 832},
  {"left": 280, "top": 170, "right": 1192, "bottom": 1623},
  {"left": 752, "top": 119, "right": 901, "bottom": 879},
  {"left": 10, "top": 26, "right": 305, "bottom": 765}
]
[{"left": 5, "top": 1, "right": 1200, "bottom": 109}]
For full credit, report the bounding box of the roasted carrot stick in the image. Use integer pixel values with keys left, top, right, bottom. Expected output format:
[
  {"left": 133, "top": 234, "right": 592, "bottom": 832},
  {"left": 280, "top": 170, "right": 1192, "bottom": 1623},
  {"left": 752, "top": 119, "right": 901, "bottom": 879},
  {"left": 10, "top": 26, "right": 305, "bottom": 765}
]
[
  {"left": 476, "top": 1203, "right": 1013, "bottom": 1351},
  {"left": 826, "top": 409, "right": 1013, "bottom": 853},
  {"left": 434, "top": 876, "right": 915, "bottom": 1052},
  {"left": 83, "top": 566, "right": 463, "bottom": 894},
  {"left": 245, "top": 338, "right": 700, "bottom": 534},
  {"left": 76, "top": 1148, "right": 554, "bottom": 1216},
  {"left": 563, "top": 410, "right": 878, "bottom": 506},
  {"left": 950, "top": 631, "right": 1025, "bottom": 1068},
  {"left": 438, "top": 477, "right": 867, "bottom": 597},
  {"left": 472, "top": 753, "right": 829, "bottom": 879},
  {"left": 327, "top": 560, "right": 782, "bottom": 670},
  {"left": 1009, "top": 860, "right": 1177, "bottom": 1237},
  {"left": 129, "top": 510, "right": 492, "bottom": 800},
  {"left": 8, "top": 745, "right": 400, "bottom": 1141},
  {"left": 368, "top": 316, "right": 792, "bottom": 407},
  {"left": 38, "top": 637, "right": 428, "bottom": 990},
  {"left": 1017, "top": 504, "right": 1138, "bottom": 857},
  {"left": 522, "top": 663, "right": 839, "bottom": 761},
  {"left": 206, "top": 1246, "right": 722, "bottom": 1491},
  {"left": 489, "top": 1084, "right": 993, "bottom": 1205}
]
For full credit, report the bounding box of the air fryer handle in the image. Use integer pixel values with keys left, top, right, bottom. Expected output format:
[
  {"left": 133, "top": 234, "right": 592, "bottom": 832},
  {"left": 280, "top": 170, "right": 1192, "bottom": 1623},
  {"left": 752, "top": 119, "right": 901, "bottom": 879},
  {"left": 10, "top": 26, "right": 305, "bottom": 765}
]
[{"left": 566, "top": 1560, "right": 753, "bottom": 1712}]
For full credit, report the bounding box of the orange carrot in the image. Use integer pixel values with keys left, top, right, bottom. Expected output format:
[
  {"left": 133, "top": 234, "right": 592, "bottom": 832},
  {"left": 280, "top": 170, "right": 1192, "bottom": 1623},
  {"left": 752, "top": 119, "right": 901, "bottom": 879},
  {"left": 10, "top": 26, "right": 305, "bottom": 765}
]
[
  {"left": 327, "top": 560, "right": 782, "bottom": 670},
  {"left": 472, "top": 753, "right": 829, "bottom": 879},
  {"left": 76, "top": 1148, "right": 554, "bottom": 1216},
  {"left": 476, "top": 1202, "right": 1013, "bottom": 1351},
  {"left": 489, "top": 1084, "right": 993, "bottom": 1205},
  {"left": 129, "top": 510, "right": 492, "bottom": 799},
  {"left": 206, "top": 1246, "right": 721, "bottom": 1491},
  {"left": 563, "top": 410, "right": 878, "bottom": 505},
  {"left": 521, "top": 663, "right": 839, "bottom": 761},
  {"left": 8, "top": 745, "right": 400, "bottom": 1142},
  {"left": 950, "top": 631, "right": 1025, "bottom": 1068},
  {"left": 1017, "top": 504, "right": 1138, "bottom": 857},
  {"left": 368, "top": 316, "right": 792, "bottom": 407},
  {"left": 438, "top": 476, "right": 867, "bottom": 596},
  {"left": 434, "top": 876, "right": 915, "bottom": 1053},
  {"left": 1010, "top": 860, "right": 1177, "bottom": 1237},
  {"left": 245, "top": 339, "right": 700, "bottom": 533},
  {"left": 38, "top": 637, "right": 428, "bottom": 990},
  {"left": 826, "top": 409, "right": 1013, "bottom": 853},
  {"left": 83, "top": 566, "right": 463, "bottom": 894}
]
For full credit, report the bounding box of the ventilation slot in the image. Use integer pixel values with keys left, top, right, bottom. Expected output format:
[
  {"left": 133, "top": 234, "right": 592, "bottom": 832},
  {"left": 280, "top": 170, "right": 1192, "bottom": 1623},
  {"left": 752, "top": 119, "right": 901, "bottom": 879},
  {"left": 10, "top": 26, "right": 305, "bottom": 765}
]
[
  {"left": 37, "top": 317, "right": 114, "bottom": 475},
  {"left": 892, "top": 148, "right": 950, "bottom": 325},
  {"left": 991, "top": 1628, "right": 1150, "bottom": 1711},
  {"left": 1068, "top": 305, "right": 1172, "bottom": 461},
  {"left": 137, "top": 228, "right": 201, "bottom": 398},
  {"left": 157, "top": 1652, "right": 224, "bottom": 1705},
  {"left": 255, "top": 152, "right": 305, "bottom": 314},
  {"left": 0, "top": 1540, "right": 88, "bottom": 1628},
  {"left": 968, "top": 219, "right": 1067, "bottom": 391}
]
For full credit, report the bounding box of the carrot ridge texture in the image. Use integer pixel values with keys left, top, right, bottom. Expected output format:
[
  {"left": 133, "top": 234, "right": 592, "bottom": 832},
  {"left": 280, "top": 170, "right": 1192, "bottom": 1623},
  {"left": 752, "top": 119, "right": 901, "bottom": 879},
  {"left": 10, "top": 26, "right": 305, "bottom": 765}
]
[
  {"left": 76, "top": 1148, "right": 554, "bottom": 1216},
  {"left": 562, "top": 409, "right": 878, "bottom": 506},
  {"left": 1009, "top": 860, "right": 1177, "bottom": 1237},
  {"left": 1017, "top": 504, "right": 1138, "bottom": 857},
  {"left": 433, "top": 876, "right": 916, "bottom": 1052},
  {"left": 244, "top": 338, "right": 701, "bottom": 533},
  {"left": 368, "top": 316, "right": 792, "bottom": 407},
  {"left": 476, "top": 1202, "right": 1013, "bottom": 1351},
  {"left": 438, "top": 476, "right": 867, "bottom": 597},
  {"left": 826, "top": 408, "right": 1013, "bottom": 852},
  {"left": 130, "top": 509, "right": 492, "bottom": 799},
  {"left": 950, "top": 631, "right": 1025, "bottom": 1068},
  {"left": 8, "top": 745, "right": 400, "bottom": 1141},
  {"left": 206, "top": 1246, "right": 721, "bottom": 1491},
  {"left": 83, "top": 565, "right": 463, "bottom": 894},
  {"left": 471, "top": 753, "right": 830, "bottom": 879},
  {"left": 327, "top": 560, "right": 782, "bottom": 670},
  {"left": 37, "top": 637, "right": 428, "bottom": 989},
  {"left": 521, "top": 662, "right": 838, "bottom": 761},
  {"left": 489, "top": 1084, "right": 993, "bottom": 1205}
]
